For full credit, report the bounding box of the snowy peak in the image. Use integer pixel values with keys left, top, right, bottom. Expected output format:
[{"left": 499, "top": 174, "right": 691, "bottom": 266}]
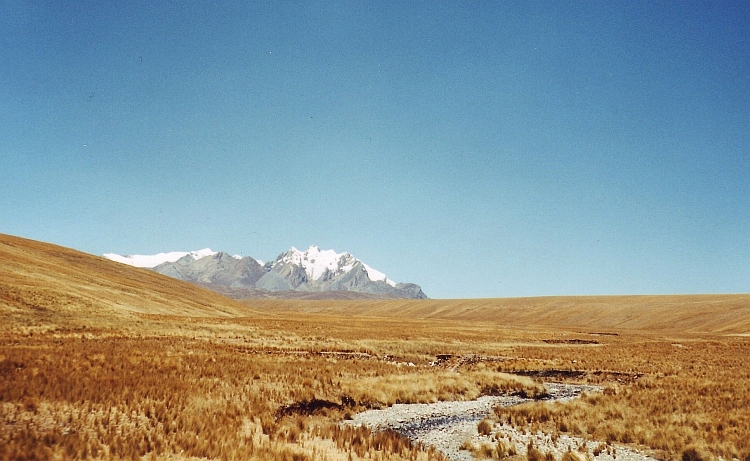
[
  {"left": 273, "top": 245, "right": 356, "bottom": 281},
  {"left": 103, "top": 248, "right": 216, "bottom": 268},
  {"left": 271, "top": 245, "right": 395, "bottom": 286}
]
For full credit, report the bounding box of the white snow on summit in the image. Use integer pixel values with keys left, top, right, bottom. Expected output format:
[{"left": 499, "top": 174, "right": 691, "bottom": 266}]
[
  {"left": 277, "top": 246, "right": 355, "bottom": 281},
  {"left": 103, "top": 248, "right": 216, "bottom": 268},
  {"left": 276, "top": 245, "right": 396, "bottom": 286}
]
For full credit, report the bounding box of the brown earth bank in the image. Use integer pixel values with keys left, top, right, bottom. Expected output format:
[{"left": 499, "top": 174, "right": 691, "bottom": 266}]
[{"left": 1, "top": 233, "right": 749, "bottom": 460}]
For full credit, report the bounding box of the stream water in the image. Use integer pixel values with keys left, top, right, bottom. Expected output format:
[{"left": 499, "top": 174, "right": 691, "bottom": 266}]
[{"left": 346, "top": 383, "right": 657, "bottom": 461}]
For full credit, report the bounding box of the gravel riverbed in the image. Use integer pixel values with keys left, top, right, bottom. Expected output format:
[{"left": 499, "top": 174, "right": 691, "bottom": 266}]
[{"left": 345, "top": 383, "right": 657, "bottom": 461}]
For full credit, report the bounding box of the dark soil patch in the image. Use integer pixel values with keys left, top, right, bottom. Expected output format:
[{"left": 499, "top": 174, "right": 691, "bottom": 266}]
[
  {"left": 543, "top": 339, "right": 599, "bottom": 345},
  {"left": 277, "top": 399, "right": 342, "bottom": 417},
  {"left": 514, "top": 369, "right": 588, "bottom": 380},
  {"left": 514, "top": 369, "right": 643, "bottom": 384},
  {"left": 510, "top": 389, "right": 550, "bottom": 400},
  {"left": 277, "top": 396, "right": 357, "bottom": 418}
]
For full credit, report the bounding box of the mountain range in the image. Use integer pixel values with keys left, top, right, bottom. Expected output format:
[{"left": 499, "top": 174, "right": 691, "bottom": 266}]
[{"left": 104, "top": 246, "right": 427, "bottom": 299}]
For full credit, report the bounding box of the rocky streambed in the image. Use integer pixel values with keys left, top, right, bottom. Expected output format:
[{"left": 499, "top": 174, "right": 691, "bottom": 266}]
[{"left": 345, "top": 383, "right": 657, "bottom": 461}]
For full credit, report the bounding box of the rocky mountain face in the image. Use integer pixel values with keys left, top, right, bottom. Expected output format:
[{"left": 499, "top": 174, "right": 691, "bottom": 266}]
[
  {"left": 154, "top": 252, "right": 266, "bottom": 288},
  {"left": 143, "top": 246, "right": 427, "bottom": 299}
]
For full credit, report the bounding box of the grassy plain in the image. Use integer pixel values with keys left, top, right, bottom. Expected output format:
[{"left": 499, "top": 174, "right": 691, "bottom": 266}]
[{"left": 1, "top": 234, "right": 749, "bottom": 460}]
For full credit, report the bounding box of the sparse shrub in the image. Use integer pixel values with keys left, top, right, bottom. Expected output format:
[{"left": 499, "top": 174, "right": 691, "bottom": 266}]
[
  {"left": 478, "top": 418, "right": 493, "bottom": 436},
  {"left": 460, "top": 440, "right": 476, "bottom": 452},
  {"left": 527, "top": 446, "right": 545, "bottom": 461},
  {"left": 496, "top": 440, "right": 510, "bottom": 458},
  {"left": 478, "top": 442, "right": 496, "bottom": 458},
  {"left": 562, "top": 451, "right": 587, "bottom": 461}
]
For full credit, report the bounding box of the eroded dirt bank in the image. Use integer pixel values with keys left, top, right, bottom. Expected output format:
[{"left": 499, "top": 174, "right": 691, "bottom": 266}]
[{"left": 346, "top": 383, "right": 657, "bottom": 461}]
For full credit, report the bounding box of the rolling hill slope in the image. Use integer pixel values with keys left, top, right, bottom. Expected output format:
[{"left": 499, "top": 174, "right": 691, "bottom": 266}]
[
  {"left": 242, "top": 294, "right": 750, "bottom": 334},
  {"left": 0, "top": 233, "right": 258, "bottom": 326}
]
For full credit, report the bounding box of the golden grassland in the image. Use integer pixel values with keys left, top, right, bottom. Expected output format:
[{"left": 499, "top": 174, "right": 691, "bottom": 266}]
[
  {"left": 242, "top": 294, "right": 750, "bottom": 335},
  {"left": 0, "top": 233, "right": 256, "bottom": 322},
  {"left": 1, "top": 233, "right": 749, "bottom": 460}
]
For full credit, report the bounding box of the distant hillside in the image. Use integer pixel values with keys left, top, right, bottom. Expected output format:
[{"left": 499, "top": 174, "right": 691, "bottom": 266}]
[
  {"left": 0, "top": 233, "right": 257, "bottom": 326},
  {"left": 241, "top": 295, "right": 750, "bottom": 335}
]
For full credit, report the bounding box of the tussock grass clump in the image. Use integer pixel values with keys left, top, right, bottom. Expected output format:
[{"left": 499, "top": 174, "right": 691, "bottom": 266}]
[
  {"left": 561, "top": 451, "right": 589, "bottom": 461},
  {"left": 341, "top": 369, "right": 545, "bottom": 406},
  {"left": 477, "top": 418, "right": 493, "bottom": 436}
]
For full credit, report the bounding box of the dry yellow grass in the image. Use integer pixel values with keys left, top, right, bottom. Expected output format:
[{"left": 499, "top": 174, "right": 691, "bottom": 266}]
[
  {"left": 0, "top": 233, "right": 257, "bottom": 325},
  {"left": 492, "top": 339, "right": 750, "bottom": 460},
  {"left": 0, "top": 334, "right": 456, "bottom": 461},
  {"left": 244, "top": 294, "right": 750, "bottom": 335},
  {"left": 1, "top": 233, "right": 749, "bottom": 460}
]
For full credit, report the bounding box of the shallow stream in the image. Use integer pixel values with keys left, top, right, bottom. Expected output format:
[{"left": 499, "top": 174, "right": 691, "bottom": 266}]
[{"left": 345, "top": 382, "right": 657, "bottom": 461}]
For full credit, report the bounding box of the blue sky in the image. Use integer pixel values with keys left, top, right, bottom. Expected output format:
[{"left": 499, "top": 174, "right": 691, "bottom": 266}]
[{"left": 2, "top": 1, "right": 748, "bottom": 298}]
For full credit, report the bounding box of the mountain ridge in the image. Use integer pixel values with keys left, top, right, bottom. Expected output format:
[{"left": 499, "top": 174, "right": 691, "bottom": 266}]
[{"left": 105, "top": 245, "right": 428, "bottom": 299}]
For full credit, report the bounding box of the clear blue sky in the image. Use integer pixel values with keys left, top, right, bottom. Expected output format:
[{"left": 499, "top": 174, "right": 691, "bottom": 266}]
[{"left": 2, "top": 1, "right": 748, "bottom": 298}]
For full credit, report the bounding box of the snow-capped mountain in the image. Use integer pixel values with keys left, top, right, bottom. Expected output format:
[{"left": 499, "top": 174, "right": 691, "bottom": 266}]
[
  {"left": 268, "top": 246, "right": 395, "bottom": 286},
  {"left": 103, "top": 245, "right": 427, "bottom": 299}
]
